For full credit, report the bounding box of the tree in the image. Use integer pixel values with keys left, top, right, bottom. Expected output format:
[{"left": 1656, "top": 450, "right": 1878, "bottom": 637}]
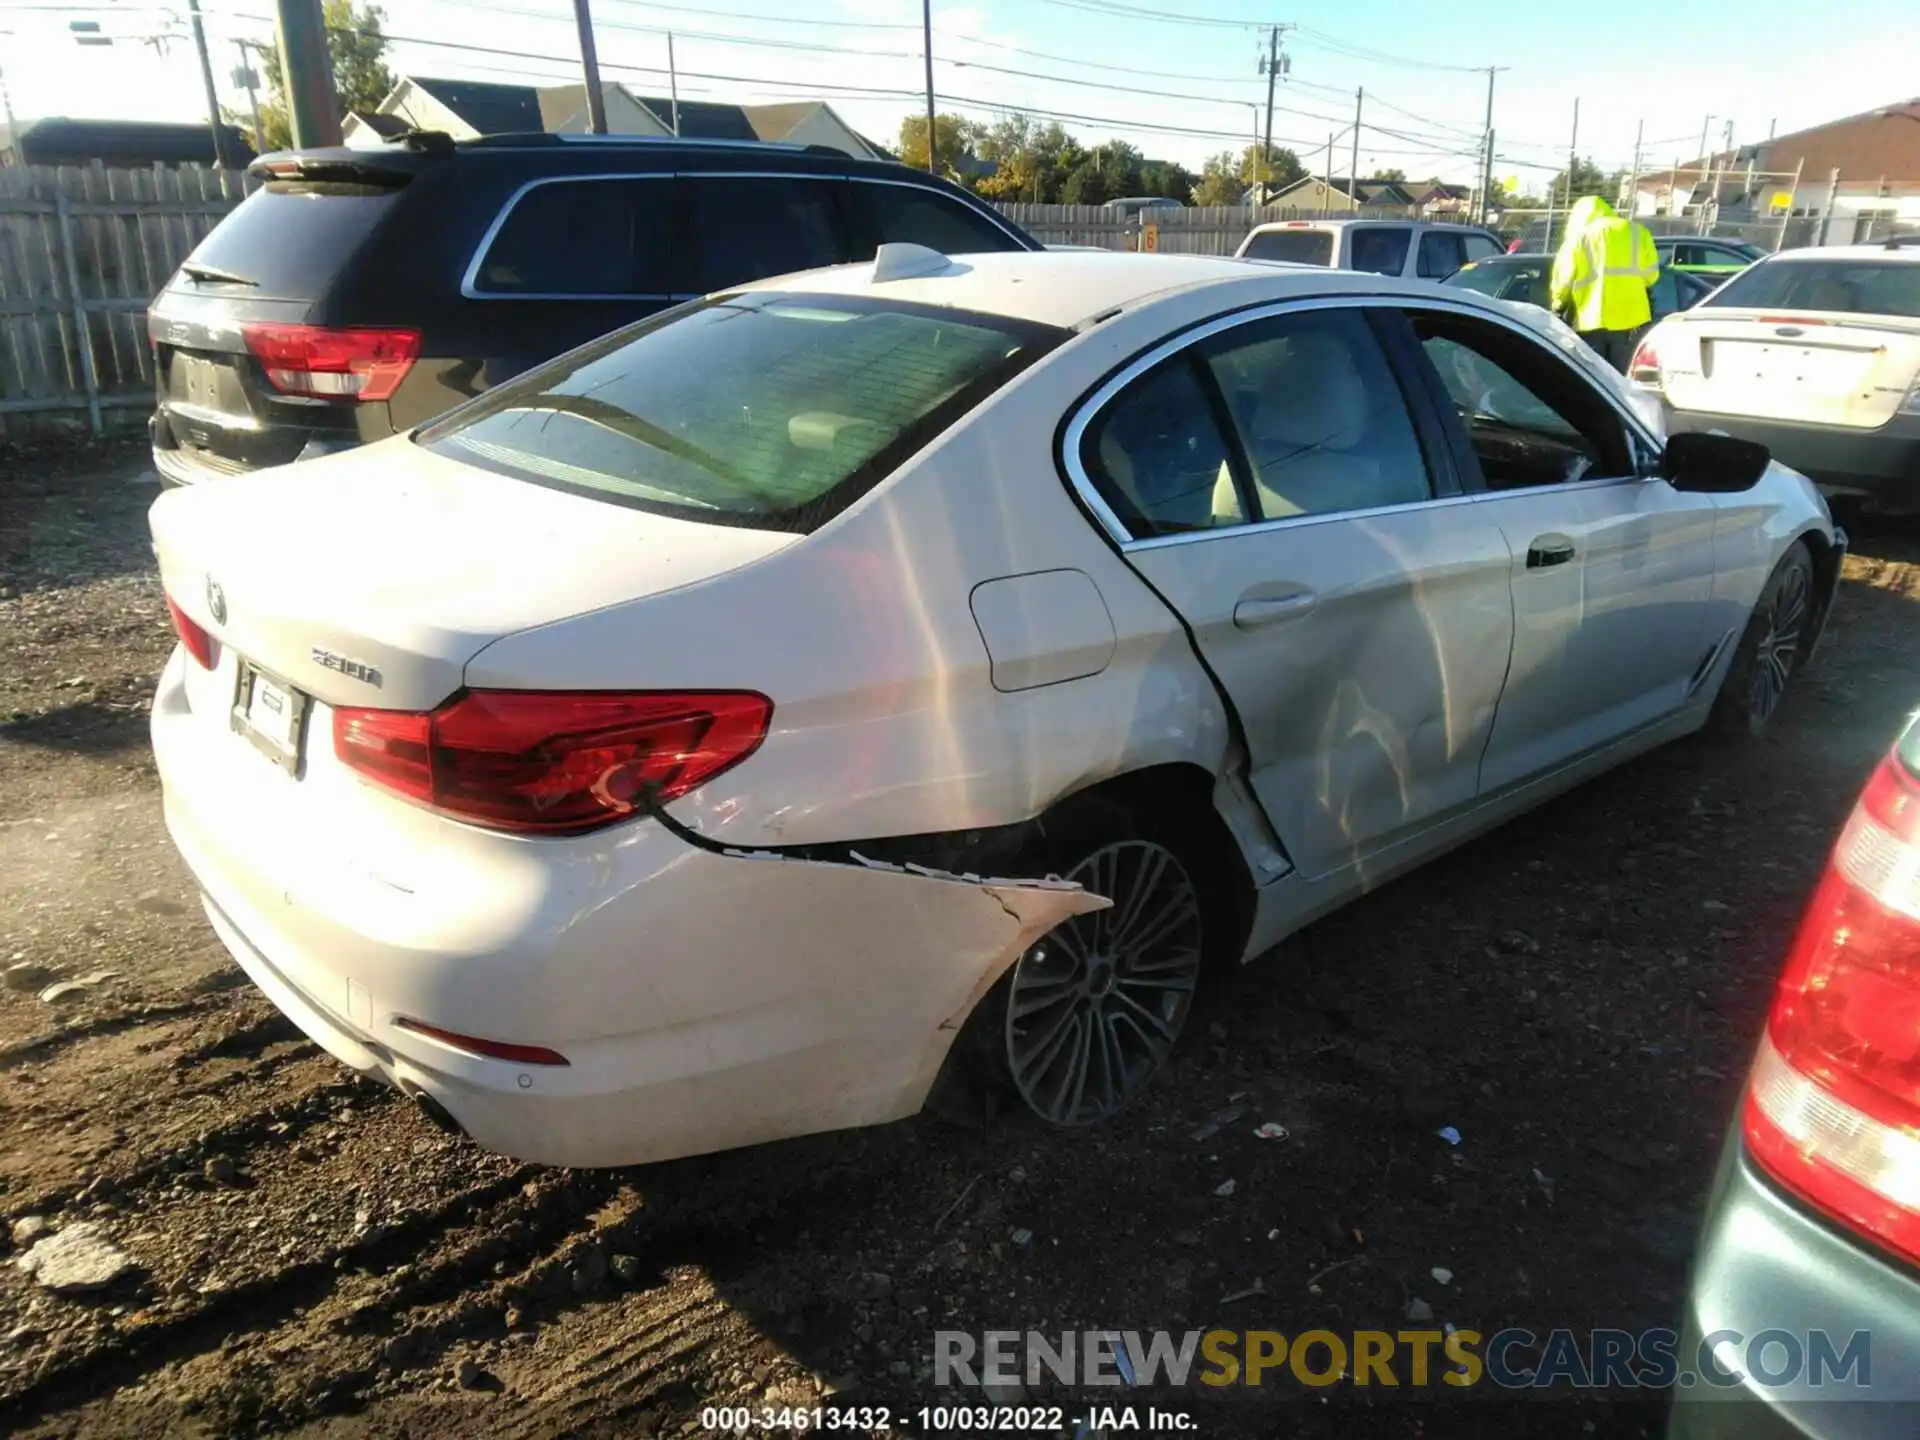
[
  {"left": 896, "top": 112, "right": 983, "bottom": 184},
  {"left": 246, "top": 0, "right": 395, "bottom": 151},
  {"left": 1240, "top": 143, "right": 1305, "bottom": 193},
  {"left": 1137, "top": 158, "right": 1196, "bottom": 203},
  {"left": 1547, "top": 155, "right": 1611, "bottom": 205},
  {"left": 1193, "top": 151, "right": 1244, "bottom": 207},
  {"left": 1369, "top": 167, "right": 1407, "bottom": 182},
  {"left": 971, "top": 114, "right": 1084, "bottom": 202}
]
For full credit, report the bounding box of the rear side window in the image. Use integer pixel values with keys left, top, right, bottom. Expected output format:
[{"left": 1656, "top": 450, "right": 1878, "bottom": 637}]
[
  {"left": 860, "top": 183, "right": 1022, "bottom": 255},
  {"left": 1705, "top": 259, "right": 1920, "bottom": 318},
  {"left": 177, "top": 185, "right": 397, "bottom": 300},
  {"left": 473, "top": 177, "right": 676, "bottom": 296},
  {"left": 418, "top": 293, "right": 1059, "bottom": 533},
  {"left": 1242, "top": 230, "right": 1334, "bottom": 265},
  {"left": 1082, "top": 359, "right": 1243, "bottom": 538},
  {"left": 679, "top": 177, "right": 846, "bottom": 293},
  {"left": 1350, "top": 228, "right": 1411, "bottom": 275}
]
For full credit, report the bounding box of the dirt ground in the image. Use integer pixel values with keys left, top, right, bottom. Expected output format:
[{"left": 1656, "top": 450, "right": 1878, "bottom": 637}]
[{"left": 3, "top": 444, "right": 1918, "bottom": 1440}]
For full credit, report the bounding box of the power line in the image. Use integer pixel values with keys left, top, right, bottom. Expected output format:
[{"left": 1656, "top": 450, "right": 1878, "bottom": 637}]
[
  {"left": 1028, "top": 0, "right": 1263, "bottom": 28},
  {"left": 1291, "top": 25, "right": 1487, "bottom": 74}
]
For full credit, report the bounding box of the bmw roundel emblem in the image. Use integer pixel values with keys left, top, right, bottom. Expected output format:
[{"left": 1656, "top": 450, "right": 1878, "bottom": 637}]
[{"left": 206, "top": 576, "right": 227, "bottom": 627}]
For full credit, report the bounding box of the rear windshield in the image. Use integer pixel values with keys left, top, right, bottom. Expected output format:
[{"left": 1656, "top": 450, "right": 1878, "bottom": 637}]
[
  {"left": 1242, "top": 230, "right": 1334, "bottom": 265},
  {"left": 1704, "top": 259, "right": 1920, "bottom": 318},
  {"left": 175, "top": 184, "right": 398, "bottom": 300},
  {"left": 417, "top": 293, "right": 1062, "bottom": 533}
]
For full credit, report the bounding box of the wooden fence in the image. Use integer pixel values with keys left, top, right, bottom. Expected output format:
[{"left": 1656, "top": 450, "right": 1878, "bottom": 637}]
[
  {"left": 992, "top": 202, "right": 1310, "bottom": 254},
  {"left": 0, "top": 161, "right": 254, "bottom": 440}
]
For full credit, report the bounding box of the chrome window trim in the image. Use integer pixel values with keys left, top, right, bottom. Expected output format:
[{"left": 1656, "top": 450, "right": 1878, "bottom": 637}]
[
  {"left": 462, "top": 169, "right": 1033, "bottom": 302},
  {"left": 1058, "top": 291, "right": 1665, "bottom": 552}
]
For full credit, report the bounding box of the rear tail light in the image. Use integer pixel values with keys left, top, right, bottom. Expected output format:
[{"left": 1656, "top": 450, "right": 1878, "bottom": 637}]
[
  {"left": 391, "top": 1018, "right": 569, "bottom": 1067},
  {"left": 332, "top": 690, "right": 773, "bottom": 835},
  {"left": 241, "top": 322, "right": 420, "bottom": 402},
  {"left": 165, "top": 594, "right": 216, "bottom": 669},
  {"left": 1744, "top": 748, "right": 1920, "bottom": 1266},
  {"left": 1627, "top": 336, "right": 1661, "bottom": 388}
]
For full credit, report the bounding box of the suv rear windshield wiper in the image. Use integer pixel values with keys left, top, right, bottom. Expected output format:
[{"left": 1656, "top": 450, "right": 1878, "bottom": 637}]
[{"left": 179, "top": 262, "right": 258, "bottom": 287}]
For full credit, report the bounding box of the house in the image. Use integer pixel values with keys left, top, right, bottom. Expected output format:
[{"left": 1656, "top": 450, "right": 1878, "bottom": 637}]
[
  {"left": 1259, "top": 175, "right": 1420, "bottom": 216},
  {"left": 1629, "top": 99, "right": 1920, "bottom": 242},
  {"left": 341, "top": 76, "right": 888, "bottom": 160},
  {"left": 0, "top": 117, "right": 254, "bottom": 169},
  {"left": 1414, "top": 182, "right": 1473, "bottom": 218}
]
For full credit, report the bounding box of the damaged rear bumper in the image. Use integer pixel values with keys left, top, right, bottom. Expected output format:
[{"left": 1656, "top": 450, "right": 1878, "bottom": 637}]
[{"left": 156, "top": 661, "right": 1102, "bottom": 1166}]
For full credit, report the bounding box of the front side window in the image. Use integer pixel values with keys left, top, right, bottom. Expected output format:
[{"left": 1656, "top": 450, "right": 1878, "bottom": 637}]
[
  {"left": 1418, "top": 231, "right": 1467, "bottom": 279},
  {"left": 1200, "top": 308, "right": 1432, "bottom": 519},
  {"left": 1350, "top": 227, "right": 1412, "bottom": 276},
  {"left": 1408, "top": 311, "right": 1633, "bottom": 490},
  {"left": 1462, "top": 233, "right": 1502, "bottom": 262},
  {"left": 474, "top": 177, "right": 676, "bottom": 296},
  {"left": 419, "top": 293, "right": 1059, "bottom": 532},
  {"left": 677, "top": 177, "right": 847, "bottom": 294}
]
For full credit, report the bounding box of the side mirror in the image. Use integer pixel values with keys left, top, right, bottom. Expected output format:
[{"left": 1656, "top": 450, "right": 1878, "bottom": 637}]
[{"left": 1659, "top": 431, "right": 1771, "bottom": 494}]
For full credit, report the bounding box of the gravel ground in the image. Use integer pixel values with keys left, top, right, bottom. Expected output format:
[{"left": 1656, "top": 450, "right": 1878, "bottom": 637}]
[{"left": 3, "top": 445, "right": 1919, "bottom": 1440}]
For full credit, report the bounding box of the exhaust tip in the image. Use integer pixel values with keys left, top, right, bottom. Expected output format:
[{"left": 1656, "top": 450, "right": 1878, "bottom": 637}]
[{"left": 404, "top": 1086, "right": 465, "bottom": 1137}]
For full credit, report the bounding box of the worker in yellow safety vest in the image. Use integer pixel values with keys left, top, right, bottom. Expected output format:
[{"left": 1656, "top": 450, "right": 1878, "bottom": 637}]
[{"left": 1549, "top": 195, "right": 1660, "bottom": 371}]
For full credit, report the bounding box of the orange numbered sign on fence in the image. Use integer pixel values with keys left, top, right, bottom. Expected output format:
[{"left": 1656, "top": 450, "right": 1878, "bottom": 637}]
[{"left": 1141, "top": 224, "right": 1159, "bottom": 253}]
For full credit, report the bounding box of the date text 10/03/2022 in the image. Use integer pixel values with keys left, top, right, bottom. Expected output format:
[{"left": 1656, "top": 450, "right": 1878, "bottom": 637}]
[{"left": 698, "top": 1407, "right": 1198, "bottom": 1432}]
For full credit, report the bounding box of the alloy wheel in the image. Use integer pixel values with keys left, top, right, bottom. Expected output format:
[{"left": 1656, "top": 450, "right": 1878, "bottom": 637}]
[
  {"left": 1004, "top": 838, "right": 1202, "bottom": 1127},
  {"left": 1749, "top": 562, "right": 1811, "bottom": 726}
]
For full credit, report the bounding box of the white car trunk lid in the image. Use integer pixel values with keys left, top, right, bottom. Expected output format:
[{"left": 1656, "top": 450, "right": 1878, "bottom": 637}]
[
  {"left": 150, "top": 437, "right": 799, "bottom": 711},
  {"left": 1662, "top": 310, "right": 1920, "bottom": 428}
]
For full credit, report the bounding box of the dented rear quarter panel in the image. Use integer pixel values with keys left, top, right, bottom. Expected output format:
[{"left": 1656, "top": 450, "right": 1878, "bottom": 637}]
[{"left": 462, "top": 306, "right": 1241, "bottom": 853}]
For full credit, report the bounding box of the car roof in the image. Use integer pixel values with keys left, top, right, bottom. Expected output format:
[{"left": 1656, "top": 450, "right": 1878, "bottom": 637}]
[
  {"left": 733, "top": 249, "right": 1511, "bottom": 329},
  {"left": 1245, "top": 218, "right": 1484, "bottom": 234}
]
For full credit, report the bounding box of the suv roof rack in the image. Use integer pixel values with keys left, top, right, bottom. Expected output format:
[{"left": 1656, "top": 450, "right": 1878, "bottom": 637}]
[{"left": 462, "top": 131, "right": 812, "bottom": 154}]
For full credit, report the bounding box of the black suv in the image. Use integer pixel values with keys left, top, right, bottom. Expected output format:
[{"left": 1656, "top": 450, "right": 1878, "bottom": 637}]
[{"left": 147, "top": 134, "right": 1040, "bottom": 486}]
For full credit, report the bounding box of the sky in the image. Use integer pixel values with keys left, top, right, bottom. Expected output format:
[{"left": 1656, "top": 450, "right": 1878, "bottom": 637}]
[{"left": 2, "top": 0, "right": 1918, "bottom": 193}]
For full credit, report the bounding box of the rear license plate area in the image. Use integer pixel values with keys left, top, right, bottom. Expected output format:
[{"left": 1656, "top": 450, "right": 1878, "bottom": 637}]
[
  {"left": 231, "top": 660, "right": 309, "bottom": 775},
  {"left": 173, "top": 353, "right": 229, "bottom": 410}
]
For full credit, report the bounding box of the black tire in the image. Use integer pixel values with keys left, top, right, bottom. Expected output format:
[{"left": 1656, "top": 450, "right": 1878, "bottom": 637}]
[
  {"left": 928, "top": 797, "right": 1213, "bottom": 1132},
  {"left": 1708, "top": 539, "right": 1816, "bottom": 739}
]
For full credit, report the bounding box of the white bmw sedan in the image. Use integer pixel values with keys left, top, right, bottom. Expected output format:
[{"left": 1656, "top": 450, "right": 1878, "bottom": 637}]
[{"left": 150, "top": 247, "right": 1843, "bottom": 1168}]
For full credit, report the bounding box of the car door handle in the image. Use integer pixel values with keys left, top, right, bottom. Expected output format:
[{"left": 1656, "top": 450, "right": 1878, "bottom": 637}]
[
  {"left": 1526, "top": 535, "right": 1577, "bottom": 569},
  {"left": 1233, "top": 591, "right": 1318, "bottom": 628}
]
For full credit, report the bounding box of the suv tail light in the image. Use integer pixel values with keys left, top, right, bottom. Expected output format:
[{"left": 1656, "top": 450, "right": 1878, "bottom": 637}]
[
  {"left": 1628, "top": 336, "right": 1661, "bottom": 388},
  {"left": 1744, "top": 747, "right": 1920, "bottom": 1266},
  {"left": 332, "top": 690, "right": 773, "bottom": 835},
  {"left": 241, "top": 323, "right": 420, "bottom": 402},
  {"left": 165, "top": 593, "right": 216, "bottom": 669}
]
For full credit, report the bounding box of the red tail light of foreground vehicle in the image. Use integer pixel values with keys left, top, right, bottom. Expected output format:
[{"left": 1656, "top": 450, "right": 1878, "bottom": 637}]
[
  {"left": 332, "top": 690, "right": 773, "bottom": 835},
  {"left": 241, "top": 323, "right": 421, "bottom": 402},
  {"left": 1744, "top": 747, "right": 1920, "bottom": 1266},
  {"left": 164, "top": 594, "right": 215, "bottom": 669},
  {"left": 1627, "top": 337, "right": 1660, "bottom": 388}
]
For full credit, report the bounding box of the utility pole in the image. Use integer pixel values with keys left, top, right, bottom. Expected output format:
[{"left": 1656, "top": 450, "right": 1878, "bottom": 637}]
[
  {"left": 666, "top": 32, "right": 679, "bottom": 135},
  {"left": 1259, "top": 25, "right": 1280, "bottom": 205},
  {"left": 1322, "top": 130, "right": 1334, "bottom": 213},
  {"left": 1349, "top": 87, "right": 1362, "bottom": 200},
  {"left": 1479, "top": 67, "right": 1497, "bottom": 222},
  {"left": 233, "top": 39, "right": 265, "bottom": 155},
  {"left": 921, "top": 0, "right": 936, "bottom": 173},
  {"left": 0, "top": 50, "right": 18, "bottom": 149},
  {"left": 1624, "top": 117, "right": 1643, "bottom": 216},
  {"left": 275, "top": 0, "right": 340, "bottom": 147},
  {"left": 185, "top": 0, "right": 229, "bottom": 167},
  {"left": 1819, "top": 166, "right": 1840, "bottom": 246},
  {"left": 572, "top": 0, "right": 607, "bottom": 133},
  {"left": 1566, "top": 96, "right": 1579, "bottom": 210}
]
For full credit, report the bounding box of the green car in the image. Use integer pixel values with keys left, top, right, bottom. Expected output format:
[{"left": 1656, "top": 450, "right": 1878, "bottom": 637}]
[{"left": 1655, "top": 235, "right": 1766, "bottom": 276}]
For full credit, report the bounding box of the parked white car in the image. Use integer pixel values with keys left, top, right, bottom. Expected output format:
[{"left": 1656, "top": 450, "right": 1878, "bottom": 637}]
[
  {"left": 150, "top": 247, "right": 1842, "bottom": 1168},
  {"left": 1236, "top": 219, "right": 1505, "bottom": 280},
  {"left": 1630, "top": 238, "right": 1920, "bottom": 514}
]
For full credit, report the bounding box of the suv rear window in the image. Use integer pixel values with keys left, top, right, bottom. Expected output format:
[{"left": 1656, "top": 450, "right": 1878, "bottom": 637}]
[
  {"left": 1705, "top": 259, "right": 1920, "bottom": 318},
  {"left": 174, "top": 184, "right": 397, "bottom": 300},
  {"left": 418, "top": 293, "right": 1062, "bottom": 532},
  {"left": 1242, "top": 230, "right": 1334, "bottom": 265}
]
